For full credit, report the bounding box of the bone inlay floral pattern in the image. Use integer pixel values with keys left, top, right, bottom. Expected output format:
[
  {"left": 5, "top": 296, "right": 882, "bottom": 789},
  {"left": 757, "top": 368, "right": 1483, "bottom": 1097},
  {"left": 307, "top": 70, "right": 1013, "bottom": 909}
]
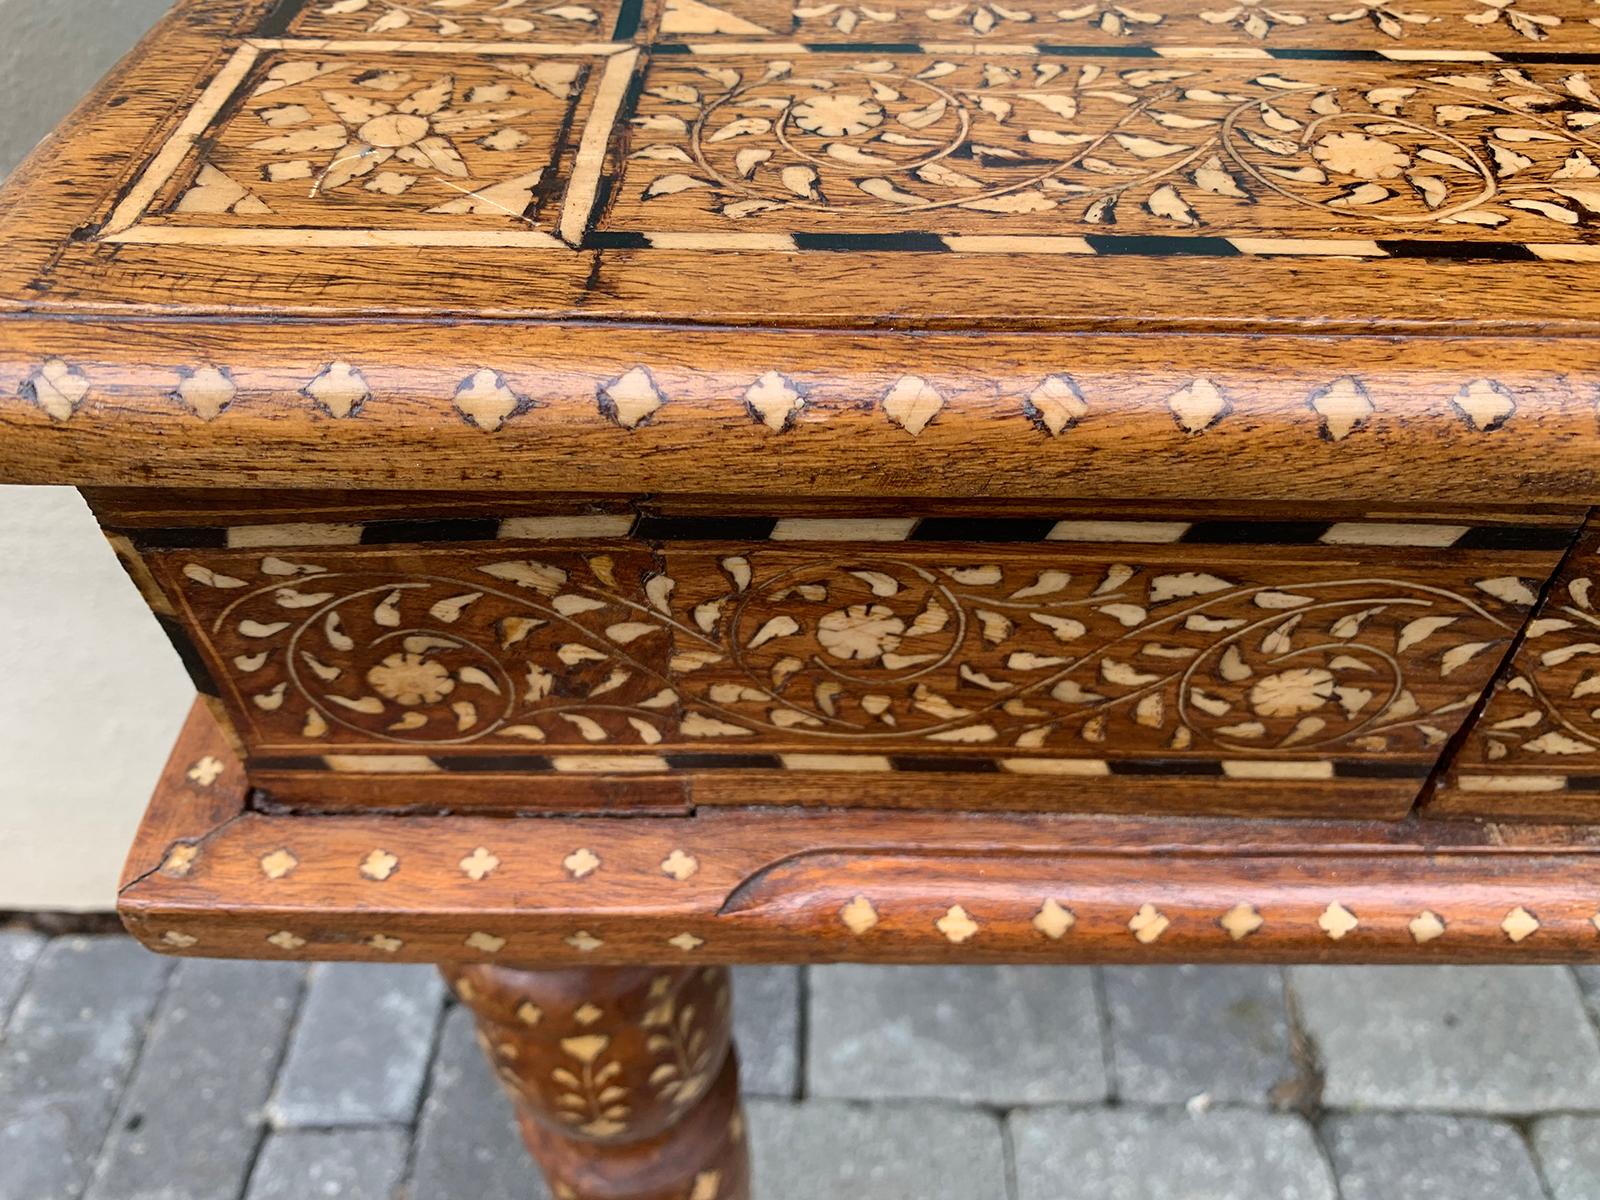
[
  {"left": 290, "top": 0, "right": 631, "bottom": 41},
  {"left": 94, "top": 15, "right": 1600, "bottom": 257},
  {"left": 1442, "top": 533, "right": 1600, "bottom": 803},
  {"left": 613, "top": 58, "right": 1600, "bottom": 241},
  {"left": 282, "top": 0, "right": 1600, "bottom": 48},
  {"left": 104, "top": 45, "right": 602, "bottom": 244},
  {"left": 149, "top": 542, "right": 1542, "bottom": 765}
]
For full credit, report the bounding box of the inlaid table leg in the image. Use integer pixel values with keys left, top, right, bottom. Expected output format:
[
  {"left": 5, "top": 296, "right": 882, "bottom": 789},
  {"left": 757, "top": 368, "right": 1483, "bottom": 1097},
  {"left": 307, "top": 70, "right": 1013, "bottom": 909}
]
[{"left": 443, "top": 963, "right": 750, "bottom": 1200}]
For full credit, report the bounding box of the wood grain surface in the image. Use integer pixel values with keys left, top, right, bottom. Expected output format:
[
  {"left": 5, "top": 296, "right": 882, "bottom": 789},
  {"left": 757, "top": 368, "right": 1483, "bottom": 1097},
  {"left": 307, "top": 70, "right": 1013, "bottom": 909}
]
[
  {"left": 445, "top": 962, "right": 749, "bottom": 1200},
  {"left": 118, "top": 698, "right": 1600, "bottom": 965},
  {"left": 4, "top": 0, "right": 1600, "bottom": 502},
  {"left": 93, "top": 514, "right": 1569, "bottom": 818}
]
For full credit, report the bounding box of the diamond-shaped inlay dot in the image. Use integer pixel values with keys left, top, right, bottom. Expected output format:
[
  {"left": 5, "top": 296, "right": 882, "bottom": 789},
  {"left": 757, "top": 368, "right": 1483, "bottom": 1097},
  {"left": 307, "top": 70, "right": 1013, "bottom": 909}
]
[
  {"left": 162, "top": 931, "right": 198, "bottom": 949},
  {"left": 1408, "top": 911, "right": 1446, "bottom": 944},
  {"left": 360, "top": 849, "right": 398, "bottom": 881},
  {"left": 841, "top": 896, "right": 879, "bottom": 935},
  {"left": 1167, "top": 378, "right": 1230, "bottom": 434},
  {"left": 267, "top": 931, "right": 306, "bottom": 951},
  {"left": 368, "top": 934, "right": 404, "bottom": 954},
  {"left": 304, "top": 360, "right": 370, "bottom": 418},
  {"left": 1502, "top": 906, "right": 1541, "bottom": 943},
  {"left": 454, "top": 368, "right": 519, "bottom": 431},
  {"left": 1129, "top": 903, "right": 1170, "bottom": 944},
  {"left": 1033, "top": 899, "right": 1076, "bottom": 940},
  {"left": 187, "top": 756, "right": 224, "bottom": 786},
  {"left": 600, "top": 366, "right": 664, "bottom": 429},
  {"left": 574, "top": 1003, "right": 605, "bottom": 1027},
  {"left": 25, "top": 358, "right": 89, "bottom": 421},
  {"left": 260, "top": 849, "right": 298, "bottom": 880},
  {"left": 1026, "top": 375, "right": 1087, "bottom": 437},
  {"left": 743, "top": 371, "right": 804, "bottom": 432},
  {"left": 661, "top": 849, "right": 699, "bottom": 881},
  {"left": 669, "top": 932, "right": 705, "bottom": 952},
  {"left": 517, "top": 1001, "right": 543, "bottom": 1026},
  {"left": 466, "top": 931, "right": 507, "bottom": 953},
  {"left": 1453, "top": 379, "right": 1516, "bottom": 432},
  {"left": 567, "top": 931, "right": 604, "bottom": 952},
  {"left": 1220, "top": 903, "right": 1264, "bottom": 942},
  {"left": 460, "top": 846, "right": 499, "bottom": 881},
  {"left": 882, "top": 375, "right": 945, "bottom": 436},
  {"left": 1319, "top": 902, "right": 1359, "bottom": 941},
  {"left": 936, "top": 905, "right": 980, "bottom": 944},
  {"left": 1309, "top": 376, "right": 1374, "bottom": 442},
  {"left": 564, "top": 848, "right": 600, "bottom": 879},
  {"left": 175, "top": 366, "right": 236, "bottom": 421},
  {"left": 161, "top": 845, "right": 198, "bottom": 878}
]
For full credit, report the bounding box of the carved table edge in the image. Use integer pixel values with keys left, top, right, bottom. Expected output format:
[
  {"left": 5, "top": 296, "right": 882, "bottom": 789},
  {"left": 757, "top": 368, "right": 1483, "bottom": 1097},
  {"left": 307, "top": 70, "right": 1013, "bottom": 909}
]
[{"left": 114, "top": 699, "right": 1600, "bottom": 967}]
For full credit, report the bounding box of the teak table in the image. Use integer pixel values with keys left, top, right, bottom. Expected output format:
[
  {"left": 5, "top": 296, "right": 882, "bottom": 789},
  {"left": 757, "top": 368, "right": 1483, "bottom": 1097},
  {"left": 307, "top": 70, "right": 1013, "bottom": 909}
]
[{"left": 9, "top": 0, "right": 1600, "bottom": 1193}]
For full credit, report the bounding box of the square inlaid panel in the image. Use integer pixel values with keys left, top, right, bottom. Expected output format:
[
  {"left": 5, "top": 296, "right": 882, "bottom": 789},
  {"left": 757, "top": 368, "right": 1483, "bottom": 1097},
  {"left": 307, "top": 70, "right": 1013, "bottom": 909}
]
[{"left": 102, "top": 40, "right": 637, "bottom": 248}]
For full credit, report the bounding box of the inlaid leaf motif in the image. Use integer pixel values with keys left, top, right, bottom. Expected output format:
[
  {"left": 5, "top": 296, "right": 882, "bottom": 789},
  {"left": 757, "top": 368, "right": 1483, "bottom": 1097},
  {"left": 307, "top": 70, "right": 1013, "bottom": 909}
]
[{"left": 171, "top": 542, "right": 1534, "bottom": 764}]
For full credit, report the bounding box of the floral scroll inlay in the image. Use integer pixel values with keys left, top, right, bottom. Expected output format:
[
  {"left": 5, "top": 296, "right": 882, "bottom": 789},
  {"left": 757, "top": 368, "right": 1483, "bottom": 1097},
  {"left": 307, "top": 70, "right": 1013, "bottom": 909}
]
[
  {"left": 167, "top": 543, "right": 1534, "bottom": 770},
  {"left": 1447, "top": 552, "right": 1600, "bottom": 788},
  {"left": 292, "top": 0, "right": 623, "bottom": 41},
  {"left": 612, "top": 56, "right": 1600, "bottom": 248}
]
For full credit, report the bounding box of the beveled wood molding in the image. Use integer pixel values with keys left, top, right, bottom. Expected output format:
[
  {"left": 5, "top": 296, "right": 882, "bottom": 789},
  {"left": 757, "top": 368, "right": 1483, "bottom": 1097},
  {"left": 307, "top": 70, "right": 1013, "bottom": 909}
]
[
  {"left": 120, "top": 699, "right": 1600, "bottom": 965},
  {"left": 6, "top": 0, "right": 1600, "bottom": 499},
  {"left": 8, "top": 326, "right": 1600, "bottom": 501}
]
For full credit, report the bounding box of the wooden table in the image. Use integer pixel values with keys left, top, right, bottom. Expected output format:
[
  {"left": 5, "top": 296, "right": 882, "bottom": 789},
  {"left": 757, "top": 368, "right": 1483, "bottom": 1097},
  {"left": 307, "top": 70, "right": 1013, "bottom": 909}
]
[{"left": 7, "top": 0, "right": 1600, "bottom": 1193}]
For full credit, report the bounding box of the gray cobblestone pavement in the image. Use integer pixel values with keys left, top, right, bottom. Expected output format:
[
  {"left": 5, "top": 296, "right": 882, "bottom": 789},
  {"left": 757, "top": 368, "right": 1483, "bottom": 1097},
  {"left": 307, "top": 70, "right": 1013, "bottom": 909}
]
[{"left": 6, "top": 932, "right": 1600, "bottom": 1198}]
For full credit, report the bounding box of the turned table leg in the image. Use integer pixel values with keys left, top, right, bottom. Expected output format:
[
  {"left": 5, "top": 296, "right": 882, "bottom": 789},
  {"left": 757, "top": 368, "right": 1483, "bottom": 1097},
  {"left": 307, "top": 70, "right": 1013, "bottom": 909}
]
[{"left": 443, "top": 963, "right": 750, "bottom": 1200}]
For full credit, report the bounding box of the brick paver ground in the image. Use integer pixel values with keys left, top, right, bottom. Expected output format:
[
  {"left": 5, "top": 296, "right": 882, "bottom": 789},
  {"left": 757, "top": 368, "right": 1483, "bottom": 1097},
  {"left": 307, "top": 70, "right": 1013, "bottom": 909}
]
[{"left": 4, "top": 930, "right": 1600, "bottom": 1198}]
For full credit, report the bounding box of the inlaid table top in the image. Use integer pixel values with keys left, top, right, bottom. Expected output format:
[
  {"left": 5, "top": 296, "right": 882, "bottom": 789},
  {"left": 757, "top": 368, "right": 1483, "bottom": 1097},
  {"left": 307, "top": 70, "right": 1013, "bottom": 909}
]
[
  {"left": 10, "top": 0, "right": 1600, "bottom": 983},
  {"left": 3, "top": 0, "right": 1600, "bottom": 502}
]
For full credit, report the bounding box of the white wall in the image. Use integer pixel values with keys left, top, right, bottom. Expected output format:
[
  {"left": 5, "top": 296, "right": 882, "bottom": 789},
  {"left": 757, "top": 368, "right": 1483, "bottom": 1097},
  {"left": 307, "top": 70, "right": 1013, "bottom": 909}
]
[{"left": 0, "top": 0, "right": 191, "bottom": 912}]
